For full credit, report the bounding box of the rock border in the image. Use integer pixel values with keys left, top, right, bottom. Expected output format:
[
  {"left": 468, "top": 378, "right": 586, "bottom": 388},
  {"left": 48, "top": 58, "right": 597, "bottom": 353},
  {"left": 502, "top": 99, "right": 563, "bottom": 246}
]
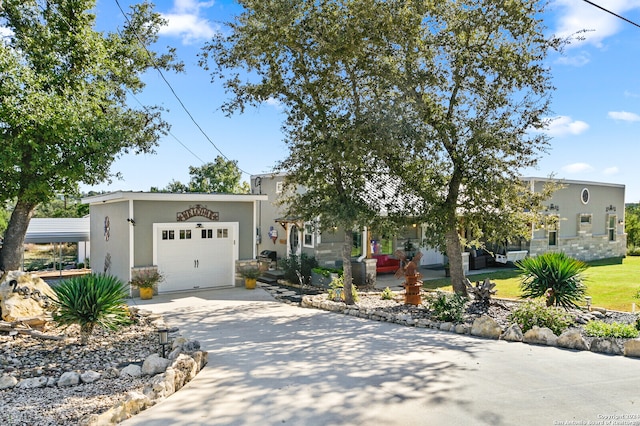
[{"left": 299, "top": 293, "right": 640, "bottom": 358}]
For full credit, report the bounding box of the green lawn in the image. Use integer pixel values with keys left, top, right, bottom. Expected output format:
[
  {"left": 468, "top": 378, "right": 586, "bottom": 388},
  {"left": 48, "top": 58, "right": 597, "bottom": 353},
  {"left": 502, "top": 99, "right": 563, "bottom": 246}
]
[{"left": 422, "top": 256, "right": 640, "bottom": 312}]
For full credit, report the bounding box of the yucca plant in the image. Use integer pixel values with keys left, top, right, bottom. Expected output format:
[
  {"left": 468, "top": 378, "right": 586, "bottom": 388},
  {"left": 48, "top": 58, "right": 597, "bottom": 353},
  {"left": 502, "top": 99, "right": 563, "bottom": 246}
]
[
  {"left": 516, "top": 252, "right": 588, "bottom": 310},
  {"left": 52, "top": 273, "right": 131, "bottom": 345}
]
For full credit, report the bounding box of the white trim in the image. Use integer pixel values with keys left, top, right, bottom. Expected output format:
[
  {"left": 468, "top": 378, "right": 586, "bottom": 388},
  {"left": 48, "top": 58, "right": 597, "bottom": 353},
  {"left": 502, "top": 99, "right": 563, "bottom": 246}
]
[
  {"left": 303, "top": 222, "right": 315, "bottom": 248},
  {"left": 83, "top": 191, "right": 267, "bottom": 205},
  {"left": 128, "top": 199, "right": 135, "bottom": 285}
]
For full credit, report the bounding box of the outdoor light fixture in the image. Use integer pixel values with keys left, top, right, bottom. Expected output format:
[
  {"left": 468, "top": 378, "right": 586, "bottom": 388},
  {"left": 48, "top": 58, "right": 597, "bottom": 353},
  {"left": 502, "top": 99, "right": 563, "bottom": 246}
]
[
  {"left": 127, "top": 218, "right": 136, "bottom": 226},
  {"left": 548, "top": 203, "right": 560, "bottom": 211},
  {"left": 606, "top": 204, "right": 617, "bottom": 212},
  {"left": 279, "top": 221, "right": 287, "bottom": 229},
  {"left": 585, "top": 296, "right": 592, "bottom": 311},
  {"left": 196, "top": 223, "right": 203, "bottom": 228},
  {"left": 157, "top": 328, "right": 170, "bottom": 358}
]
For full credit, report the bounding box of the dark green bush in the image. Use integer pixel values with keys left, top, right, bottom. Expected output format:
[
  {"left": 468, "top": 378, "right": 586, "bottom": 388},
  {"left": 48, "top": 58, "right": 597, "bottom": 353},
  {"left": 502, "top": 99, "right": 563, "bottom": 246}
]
[
  {"left": 517, "top": 252, "right": 588, "bottom": 309},
  {"left": 426, "top": 292, "right": 467, "bottom": 323},
  {"left": 507, "top": 300, "right": 575, "bottom": 335},
  {"left": 52, "top": 274, "right": 131, "bottom": 345},
  {"left": 585, "top": 320, "right": 639, "bottom": 338},
  {"left": 281, "top": 253, "right": 318, "bottom": 284}
]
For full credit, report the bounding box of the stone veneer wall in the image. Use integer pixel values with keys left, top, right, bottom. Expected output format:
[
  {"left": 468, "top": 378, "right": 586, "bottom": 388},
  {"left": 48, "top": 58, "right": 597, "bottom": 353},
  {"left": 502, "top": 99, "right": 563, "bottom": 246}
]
[
  {"left": 529, "top": 233, "right": 627, "bottom": 261},
  {"left": 314, "top": 242, "right": 344, "bottom": 267}
]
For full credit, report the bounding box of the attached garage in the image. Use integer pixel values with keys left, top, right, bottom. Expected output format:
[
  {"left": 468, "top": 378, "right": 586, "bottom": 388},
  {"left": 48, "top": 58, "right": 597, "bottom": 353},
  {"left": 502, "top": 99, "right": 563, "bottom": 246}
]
[{"left": 82, "top": 191, "right": 267, "bottom": 295}]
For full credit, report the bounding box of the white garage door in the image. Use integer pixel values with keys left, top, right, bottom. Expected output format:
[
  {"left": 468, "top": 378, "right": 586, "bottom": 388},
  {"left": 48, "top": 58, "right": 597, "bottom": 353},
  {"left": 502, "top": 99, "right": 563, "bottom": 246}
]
[{"left": 153, "top": 222, "right": 238, "bottom": 292}]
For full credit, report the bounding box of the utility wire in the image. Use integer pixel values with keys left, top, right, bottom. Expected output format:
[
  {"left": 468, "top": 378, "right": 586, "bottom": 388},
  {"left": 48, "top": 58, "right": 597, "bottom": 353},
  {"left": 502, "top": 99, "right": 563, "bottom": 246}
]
[
  {"left": 113, "top": 0, "right": 253, "bottom": 176},
  {"left": 581, "top": 0, "right": 640, "bottom": 29}
]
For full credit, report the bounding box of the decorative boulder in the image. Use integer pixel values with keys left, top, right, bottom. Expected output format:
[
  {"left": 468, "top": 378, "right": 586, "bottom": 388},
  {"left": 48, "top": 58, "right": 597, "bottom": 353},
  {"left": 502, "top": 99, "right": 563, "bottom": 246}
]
[
  {"left": 0, "top": 271, "right": 55, "bottom": 324},
  {"left": 557, "top": 329, "right": 590, "bottom": 351},
  {"left": 120, "top": 364, "right": 142, "bottom": 378},
  {"left": 142, "top": 354, "right": 171, "bottom": 376},
  {"left": 0, "top": 375, "right": 18, "bottom": 390},
  {"left": 623, "top": 339, "right": 640, "bottom": 358},
  {"left": 58, "top": 371, "right": 80, "bottom": 387},
  {"left": 501, "top": 324, "right": 524, "bottom": 342},
  {"left": 523, "top": 326, "right": 558, "bottom": 346},
  {"left": 470, "top": 315, "right": 502, "bottom": 339},
  {"left": 80, "top": 371, "right": 101, "bottom": 384},
  {"left": 590, "top": 338, "right": 622, "bottom": 355}
]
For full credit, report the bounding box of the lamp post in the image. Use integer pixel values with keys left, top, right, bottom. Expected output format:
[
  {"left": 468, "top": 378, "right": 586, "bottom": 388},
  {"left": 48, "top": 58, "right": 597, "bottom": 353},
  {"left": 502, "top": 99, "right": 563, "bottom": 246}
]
[{"left": 157, "top": 328, "right": 170, "bottom": 358}]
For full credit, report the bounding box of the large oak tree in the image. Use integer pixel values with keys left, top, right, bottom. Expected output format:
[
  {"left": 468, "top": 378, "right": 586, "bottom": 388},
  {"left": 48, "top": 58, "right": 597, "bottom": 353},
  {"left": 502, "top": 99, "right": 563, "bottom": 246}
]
[{"left": 0, "top": 0, "right": 182, "bottom": 270}]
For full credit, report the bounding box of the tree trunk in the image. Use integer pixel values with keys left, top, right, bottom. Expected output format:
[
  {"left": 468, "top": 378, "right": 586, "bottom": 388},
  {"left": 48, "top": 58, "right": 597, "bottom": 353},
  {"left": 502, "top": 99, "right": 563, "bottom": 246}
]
[
  {"left": 445, "top": 227, "right": 468, "bottom": 297},
  {"left": 0, "top": 199, "right": 38, "bottom": 271},
  {"left": 342, "top": 228, "right": 354, "bottom": 305}
]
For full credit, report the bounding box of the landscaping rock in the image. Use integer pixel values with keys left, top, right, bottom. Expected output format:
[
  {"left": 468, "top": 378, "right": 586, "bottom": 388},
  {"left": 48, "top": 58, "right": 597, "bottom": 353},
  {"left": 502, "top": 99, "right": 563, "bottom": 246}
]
[
  {"left": 454, "top": 324, "right": 468, "bottom": 334},
  {"left": 440, "top": 322, "right": 453, "bottom": 332},
  {"left": 501, "top": 324, "right": 523, "bottom": 342},
  {"left": 58, "top": 371, "right": 80, "bottom": 387},
  {"left": 80, "top": 371, "right": 101, "bottom": 384},
  {"left": 591, "top": 338, "right": 622, "bottom": 355},
  {"left": 557, "top": 329, "right": 590, "bottom": 351},
  {"left": 623, "top": 339, "right": 640, "bottom": 358},
  {"left": 16, "top": 376, "right": 48, "bottom": 389},
  {"left": 0, "top": 271, "right": 55, "bottom": 323},
  {"left": 120, "top": 364, "right": 142, "bottom": 378},
  {"left": 523, "top": 326, "right": 558, "bottom": 346},
  {"left": 0, "top": 374, "right": 18, "bottom": 389},
  {"left": 471, "top": 315, "right": 502, "bottom": 339},
  {"left": 142, "top": 354, "right": 171, "bottom": 376}
]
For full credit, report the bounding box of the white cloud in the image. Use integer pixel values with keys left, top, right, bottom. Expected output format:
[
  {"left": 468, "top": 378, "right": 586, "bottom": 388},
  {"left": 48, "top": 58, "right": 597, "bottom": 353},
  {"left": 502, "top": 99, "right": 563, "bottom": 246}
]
[
  {"left": 624, "top": 90, "right": 640, "bottom": 98},
  {"left": 552, "top": 0, "right": 640, "bottom": 49},
  {"left": 555, "top": 51, "right": 590, "bottom": 67},
  {"left": 264, "top": 97, "right": 283, "bottom": 111},
  {"left": 542, "top": 116, "right": 589, "bottom": 136},
  {"left": 159, "top": 1, "right": 218, "bottom": 45},
  {"left": 0, "top": 26, "right": 14, "bottom": 39},
  {"left": 562, "top": 163, "right": 594, "bottom": 173},
  {"left": 603, "top": 166, "right": 619, "bottom": 175},
  {"left": 608, "top": 111, "right": 640, "bottom": 122}
]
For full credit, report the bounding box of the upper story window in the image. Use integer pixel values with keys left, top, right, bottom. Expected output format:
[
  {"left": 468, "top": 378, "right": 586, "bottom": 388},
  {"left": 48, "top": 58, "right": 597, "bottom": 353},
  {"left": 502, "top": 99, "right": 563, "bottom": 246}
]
[
  {"left": 581, "top": 188, "right": 590, "bottom": 205},
  {"left": 547, "top": 215, "right": 559, "bottom": 246},
  {"left": 276, "top": 181, "right": 284, "bottom": 194},
  {"left": 608, "top": 215, "right": 617, "bottom": 241}
]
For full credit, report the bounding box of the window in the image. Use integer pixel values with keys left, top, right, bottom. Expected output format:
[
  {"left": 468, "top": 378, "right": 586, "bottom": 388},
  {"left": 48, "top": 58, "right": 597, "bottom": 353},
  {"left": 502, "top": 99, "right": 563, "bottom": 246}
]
[
  {"left": 217, "top": 228, "right": 229, "bottom": 238},
  {"left": 581, "top": 188, "right": 590, "bottom": 204},
  {"left": 202, "top": 229, "right": 213, "bottom": 239},
  {"left": 179, "top": 229, "right": 191, "bottom": 240},
  {"left": 276, "top": 181, "right": 283, "bottom": 194},
  {"left": 608, "top": 215, "right": 617, "bottom": 241},
  {"left": 547, "top": 215, "right": 558, "bottom": 246},
  {"left": 580, "top": 214, "right": 592, "bottom": 224},
  {"left": 162, "top": 230, "right": 175, "bottom": 240},
  {"left": 303, "top": 222, "right": 314, "bottom": 248}
]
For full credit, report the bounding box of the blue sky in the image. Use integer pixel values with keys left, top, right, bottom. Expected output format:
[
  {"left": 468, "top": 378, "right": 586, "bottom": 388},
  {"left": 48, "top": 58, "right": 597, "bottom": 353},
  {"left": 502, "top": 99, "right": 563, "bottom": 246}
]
[{"left": 84, "top": 0, "right": 640, "bottom": 203}]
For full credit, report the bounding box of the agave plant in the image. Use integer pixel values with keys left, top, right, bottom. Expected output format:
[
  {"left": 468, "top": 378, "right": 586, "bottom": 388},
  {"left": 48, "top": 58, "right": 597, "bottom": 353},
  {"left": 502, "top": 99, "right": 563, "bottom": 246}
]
[
  {"left": 516, "top": 252, "right": 588, "bottom": 310},
  {"left": 52, "top": 273, "right": 131, "bottom": 345}
]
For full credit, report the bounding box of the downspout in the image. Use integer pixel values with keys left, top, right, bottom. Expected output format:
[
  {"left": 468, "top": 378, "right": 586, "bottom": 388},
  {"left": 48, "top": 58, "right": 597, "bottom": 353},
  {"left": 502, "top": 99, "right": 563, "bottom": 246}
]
[
  {"left": 357, "top": 226, "right": 367, "bottom": 262},
  {"left": 128, "top": 199, "right": 134, "bottom": 298}
]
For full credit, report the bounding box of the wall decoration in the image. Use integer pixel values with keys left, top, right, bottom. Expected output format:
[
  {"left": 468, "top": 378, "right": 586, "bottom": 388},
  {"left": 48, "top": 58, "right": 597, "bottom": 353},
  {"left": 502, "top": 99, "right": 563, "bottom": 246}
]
[{"left": 176, "top": 204, "right": 219, "bottom": 221}]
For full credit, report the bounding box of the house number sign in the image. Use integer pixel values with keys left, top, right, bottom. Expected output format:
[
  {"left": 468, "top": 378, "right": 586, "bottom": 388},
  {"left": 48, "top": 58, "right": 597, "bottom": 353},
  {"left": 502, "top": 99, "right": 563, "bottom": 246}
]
[{"left": 176, "top": 204, "right": 219, "bottom": 222}]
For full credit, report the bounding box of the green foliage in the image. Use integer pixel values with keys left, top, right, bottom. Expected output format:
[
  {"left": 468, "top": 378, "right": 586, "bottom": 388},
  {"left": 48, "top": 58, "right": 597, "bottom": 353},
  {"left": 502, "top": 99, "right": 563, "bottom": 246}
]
[
  {"left": 281, "top": 253, "right": 319, "bottom": 284},
  {"left": 312, "top": 267, "right": 343, "bottom": 277},
  {"left": 507, "top": 300, "right": 575, "bottom": 335},
  {"left": 240, "top": 267, "right": 261, "bottom": 280},
  {"left": 0, "top": 0, "right": 182, "bottom": 270},
  {"left": 517, "top": 252, "right": 588, "bottom": 309},
  {"left": 327, "top": 275, "right": 359, "bottom": 303},
  {"left": 627, "top": 246, "right": 640, "bottom": 256},
  {"left": 161, "top": 156, "right": 250, "bottom": 194},
  {"left": 380, "top": 287, "right": 394, "bottom": 300},
  {"left": 584, "top": 320, "right": 639, "bottom": 339},
  {"left": 426, "top": 292, "right": 468, "bottom": 323},
  {"left": 52, "top": 274, "right": 131, "bottom": 345},
  {"left": 625, "top": 204, "right": 640, "bottom": 248}
]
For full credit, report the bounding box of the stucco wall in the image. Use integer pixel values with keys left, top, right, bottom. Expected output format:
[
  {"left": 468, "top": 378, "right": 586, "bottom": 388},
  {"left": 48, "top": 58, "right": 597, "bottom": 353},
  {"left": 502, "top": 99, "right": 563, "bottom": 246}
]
[{"left": 89, "top": 201, "right": 131, "bottom": 283}]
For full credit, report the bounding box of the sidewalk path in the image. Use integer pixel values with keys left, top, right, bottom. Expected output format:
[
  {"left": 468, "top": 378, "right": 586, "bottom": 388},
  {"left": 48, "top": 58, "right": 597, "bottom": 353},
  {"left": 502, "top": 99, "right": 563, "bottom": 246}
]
[{"left": 124, "top": 287, "right": 638, "bottom": 426}]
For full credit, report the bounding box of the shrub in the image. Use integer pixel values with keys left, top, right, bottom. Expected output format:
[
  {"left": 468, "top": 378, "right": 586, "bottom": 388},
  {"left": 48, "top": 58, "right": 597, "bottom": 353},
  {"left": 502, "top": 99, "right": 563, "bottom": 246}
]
[
  {"left": 281, "top": 253, "right": 318, "bottom": 284},
  {"left": 584, "top": 320, "right": 639, "bottom": 339},
  {"left": 327, "top": 275, "right": 358, "bottom": 303},
  {"left": 507, "top": 300, "right": 575, "bottom": 335},
  {"left": 628, "top": 246, "right": 640, "bottom": 256},
  {"left": 516, "top": 252, "right": 588, "bottom": 309},
  {"left": 52, "top": 274, "right": 131, "bottom": 345},
  {"left": 380, "top": 287, "right": 394, "bottom": 300},
  {"left": 426, "top": 292, "right": 467, "bottom": 323}
]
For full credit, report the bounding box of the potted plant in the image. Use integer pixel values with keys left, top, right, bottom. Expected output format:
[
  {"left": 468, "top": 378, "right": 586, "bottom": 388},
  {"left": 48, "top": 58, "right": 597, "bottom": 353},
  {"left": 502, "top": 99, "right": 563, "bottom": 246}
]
[
  {"left": 130, "top": 269, "right": 164, "bottom": 300},
  {"left": 241, "top": 267, "right": 261, "bottom": 289}
]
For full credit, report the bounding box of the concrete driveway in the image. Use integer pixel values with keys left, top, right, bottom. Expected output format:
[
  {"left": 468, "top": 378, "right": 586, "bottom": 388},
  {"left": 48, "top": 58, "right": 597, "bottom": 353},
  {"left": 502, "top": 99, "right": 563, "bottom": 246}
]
[{"left": 123, "top": 287, "right": 639, "bottom": 426}]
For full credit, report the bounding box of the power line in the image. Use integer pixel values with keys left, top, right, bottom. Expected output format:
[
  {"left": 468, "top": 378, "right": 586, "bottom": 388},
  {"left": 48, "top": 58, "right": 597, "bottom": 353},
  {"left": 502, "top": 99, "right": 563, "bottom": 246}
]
[
  {"left": 112, "top": 0, "right": 253, "bottom": 176},
  {"left": 581, "top": 0, "right": 640, "bottom": 29}
]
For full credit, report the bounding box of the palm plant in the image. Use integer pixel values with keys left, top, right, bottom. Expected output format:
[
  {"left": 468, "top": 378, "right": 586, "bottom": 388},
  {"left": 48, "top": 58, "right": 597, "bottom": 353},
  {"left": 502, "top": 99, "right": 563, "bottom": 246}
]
[
  {"left": 52, "top": 273, "right": 131, "bottom": 345},
  {"left": 516, "top": 252, "right": 588, "bottom": 310}
]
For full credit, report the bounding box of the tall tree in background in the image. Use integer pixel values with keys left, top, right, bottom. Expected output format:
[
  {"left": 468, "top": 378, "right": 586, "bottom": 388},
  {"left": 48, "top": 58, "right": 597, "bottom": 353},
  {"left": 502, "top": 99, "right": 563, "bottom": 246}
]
[
  {"left": 380, "top": 0, "right": 560, "bottom": 295},
  {"left": 157, "top": 156, "right": 250, "bottom": 193},
  {"left": 202, "top": 0, "right": 401, "bottom": 304},
  {"left": 0, "top": 0, "right": 182, "bottom": 270}
]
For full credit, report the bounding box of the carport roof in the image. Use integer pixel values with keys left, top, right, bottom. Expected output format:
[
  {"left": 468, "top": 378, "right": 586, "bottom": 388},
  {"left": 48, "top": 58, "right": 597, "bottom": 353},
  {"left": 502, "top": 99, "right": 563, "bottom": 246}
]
[{"left": 25, "top": 217, "right": 90, "bottom": 243}]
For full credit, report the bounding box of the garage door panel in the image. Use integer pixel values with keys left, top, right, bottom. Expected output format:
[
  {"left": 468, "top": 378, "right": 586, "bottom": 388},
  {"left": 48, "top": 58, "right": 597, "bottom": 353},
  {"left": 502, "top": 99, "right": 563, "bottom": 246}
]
[{"left": 154, "top": 223, "right": 237, "bottom": 292}]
